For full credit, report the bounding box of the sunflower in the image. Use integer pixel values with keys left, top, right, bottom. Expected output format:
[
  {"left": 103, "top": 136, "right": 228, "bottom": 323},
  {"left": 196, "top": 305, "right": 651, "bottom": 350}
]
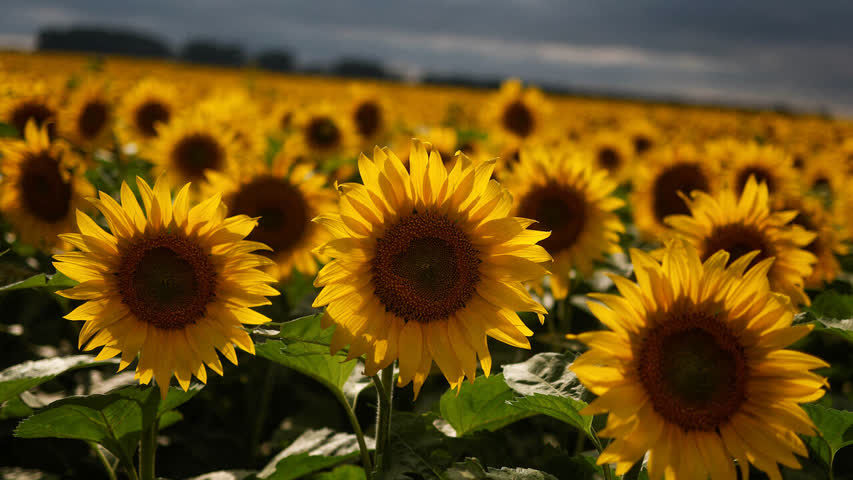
[
  {"left": 583, "top": 130, "right": 634, "bottom": 185},
  {"left": 503, "top": 148, "right": 624, "bottom": 299},
  {"left": 291, "top": 103, "right": 357, "bottom": 160},
  {"left": 53, "top": 176, "right": 279, "bottom": 398},
  {"left": 116, "top": 78, "right": 180, "bottom": 147},
  {"left": 0, "top": 122, "right": 93, "bottom": 250},
  {"left": 313, "top": 141, "right": 551, "bottom": 396},
  {"left": 632, "top": 144, "right": 719, "bottom": 241},
  {"left": 623, "top": 117, "right": 661, "bottom": 157},
  {"left": 0, "top": 80, "right": 60, "bottom": 140},
  {"left": 801, "top": 151, "right": 847, "bottom": 212},
  {"left": 197, "top": 90, "right": 266, "bottom": 164},
  {"left": 570, "top": 239, "right": 827, "bottom": 480},
  {"left": 721, "top": 141, "right": 798, "bottom": 205},
  {"left": 347, "top": 86, "right": 391, "bottom": 144},
  {"left": 147, "top": 112, "right": 239, "bottom": 193},
  {"left": 665, "top": 177, "right": 816, "bottom": 306},
  {"left": 782, "top": 196, "right": 848, "bottom": 288},
  {"left": 483, "top": 78, "right": 551, "bottom": 143},
  {"left": 58, "top": 80, "right": 114, "bottom": 151},
  {"left": 204, "top": 151, "right": 337, "bottom": 280}
]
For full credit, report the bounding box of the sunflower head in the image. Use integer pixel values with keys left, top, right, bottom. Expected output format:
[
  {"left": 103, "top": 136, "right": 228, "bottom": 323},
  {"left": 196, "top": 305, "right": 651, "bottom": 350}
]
[
  {"left": 571, "top": 239, "right": 827, "bottom": 480},
  {"left": 483, "top": 78, "right": 551, "bottom": 143},
  {"left": 59, "top": 80, "right": 114, "bottom": 150},
  {"left": 116, "top": 78, "right": 180, "bottom": 146},
  {"left": 632, "top": 144, "right": 719, "bottom": 240},
  {"left": 313, "top": 141, "right": 551, "bottom": 396},
  {"left": 584, "top": 130, "right": 634, "bottom": 184},
  {"left": 348, "top": 87, "right": 390, "bottom": 142},
  {"left": 723, "top": 141, "right": 798, "bottom": 205},
  {"left": 504, "top": 147, "right": 624, "bottom": 298},
  {"left": 0, "top": 81, "right": 60, "bottom": 140},
  {"left": 292, "top": 103, "right": 356, "bottom": 158},
  {"left": 665, "top": 176, "right": 816, "bottom": 306},
  {"left": 53, "top": 176, "right": 279, "bottom": 398},
  {"left": 148, "top": 112, "right": 239, "bottom": 193},
  {"left": 782, "top": 196, "right": 848, "bottom": 288},
  {"left": 0, "top": 121, "right": 93, "bottom": 250},
  {"left": 205, "top": 151, "right": 337, "bottom": 280}
]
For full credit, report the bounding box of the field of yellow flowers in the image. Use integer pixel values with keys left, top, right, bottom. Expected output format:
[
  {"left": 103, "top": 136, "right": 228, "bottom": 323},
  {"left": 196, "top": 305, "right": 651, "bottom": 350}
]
[{"left": 1, "top": 51, "right": 852, "bottom": 480}]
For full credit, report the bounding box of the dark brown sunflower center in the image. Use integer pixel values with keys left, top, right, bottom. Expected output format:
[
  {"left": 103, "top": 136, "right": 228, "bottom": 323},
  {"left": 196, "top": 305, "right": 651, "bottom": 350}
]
[
  {"left": 18, "top": 152, "right": 72, "bottom": 223},
  {"left": 78, "top": 100, "right": 109, "bottom": 140},
  {"left": 117, "top": 233, "right": 217, "bottom": 330},
  {"left": 306, "top": 117, "right": 341, "bottom": 150},
  {"left": 134, "top": 101, "right": 170, "bottom": 138},
  {"left": 280, "top": 111, "right": 293, "bottom": 130},
  {"left": 597, "top": 147, "right": 621, "bottom": 171},
  {"left": 371, "top": 210, "right": 481, "bottom": 323},
  {"left": 652, "top": 164, "right": 709, "bottom": 223},
  {"left": 637, "top": 307, "right": 747, "bottom": 431},
  {"left": 735, "top": 168, "right": 775, "bottom": 195},
  {"left": 792, "top": 155, "right": 804, "bottom": 169},
  {"left": 11, "top": 101, "right": 56, "bottom": 139},
  {"left": 229, "top": 176, "right": 310, "bottom": 255},
  {"left": 633, "top": 135, "right": 653, "bottom": 155},
  {"left": 502, "top": 100, "right": 534, "bottom": 138},
  {"left": 702, "top": 224, "right": 772, "bottom": 270},
  {"left": 517, "top": 182, "right": 587, "bottom": 254},
  {"left": 171, "top": 133, "right": 225, "bottom": 181},
  {"left": 354, "top": 101, "right": 382, "bottom": 138}
]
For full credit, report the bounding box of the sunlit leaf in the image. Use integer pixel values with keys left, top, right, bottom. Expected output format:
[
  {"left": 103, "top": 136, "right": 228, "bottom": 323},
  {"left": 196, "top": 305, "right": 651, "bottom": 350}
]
[
  {"left": 439, "top": 374, "right": 532, "bottom": 437},
  {"left": 506, "top": 394, "right": 591, "bottom": 434},
  {"left": 257, "top": 428, "right": 366, "bottom": 480},
  {"left": 501, "top": 352, "right": 587, "bottom": 400},
  {"left": 445, "top": 457, "right": 558, "bottom": 480},
  {"left": 312, "top": 465, "right": 366, "bottom": 480},
  {"left": 0, "top": 355, "right": 112, "bottom": 404}
]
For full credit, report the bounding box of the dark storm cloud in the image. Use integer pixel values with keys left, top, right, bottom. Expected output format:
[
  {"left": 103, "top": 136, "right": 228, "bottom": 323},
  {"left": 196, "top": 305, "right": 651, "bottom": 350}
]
[{"left": 1, "top": 0, "right": 852, "bottom": 114}]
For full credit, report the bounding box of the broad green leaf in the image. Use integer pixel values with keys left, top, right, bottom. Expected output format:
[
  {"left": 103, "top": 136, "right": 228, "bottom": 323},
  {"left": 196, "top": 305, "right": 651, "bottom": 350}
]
[
  {"left": 0, "top": 272, "right": 77, "bottom": 293},
  {"left": 439, "top": 374, "right": 532, "bottom": 436},
  {"left": 384, "top": 412, "right": 454, "bottom": 480},
  {"left": 257, "top": 428, "right": 365, "bottom": 480},
  {"left": 799, "top": 293, "right": 853, "bottom": 344},
  {"left": 502, "top": 352, "right": 587, "bottom": 400},
  {"left": 313, "top": 465, "right": 366, "bottom": 480},
  {"left": 0, "top": 395, "right": 34, "bottom": 420},
  {"left": 256, "top": 315, "right": 357, "bottom": 395},
  {"left": 506, "top": 394, "right": 591, "bottom": 433},
  {"left": 802, "top": 404, "right": 853, "bottom": 469},
  {"left": 445, "top": 457, "right": 558, "bottom": 480},
  {"left": 0, "top": 355, "right": 111, "bottom": 404},
  {"left": 14, "top": 384, "right": 203, "bottom": 463}
]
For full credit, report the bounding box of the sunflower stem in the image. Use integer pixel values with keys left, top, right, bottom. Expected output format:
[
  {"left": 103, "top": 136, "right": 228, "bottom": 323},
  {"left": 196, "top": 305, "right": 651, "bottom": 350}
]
[
  {"left": 139, "top": 416, "right": 158, "bottom": 480},
  {"left": 89, "top": 441, "right": 118, "bottom": 480},
  {"left": 332, "top": 389, "right": 373, "bottom": 472},
  {"left": 372, "top": 364, "right": 395, "bottom": 477}
]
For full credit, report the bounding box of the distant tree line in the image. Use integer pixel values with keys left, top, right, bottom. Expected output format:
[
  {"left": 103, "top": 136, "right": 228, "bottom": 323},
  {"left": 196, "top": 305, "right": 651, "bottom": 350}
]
[{"left": 35, "top": 26, "right": 403, "bottom": 79}]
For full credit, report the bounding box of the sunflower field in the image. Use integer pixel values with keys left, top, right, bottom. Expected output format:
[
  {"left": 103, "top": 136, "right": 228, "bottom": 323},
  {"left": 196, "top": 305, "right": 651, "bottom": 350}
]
[{"left": 2, "top": 51, "right": 853, "bottom": 480}]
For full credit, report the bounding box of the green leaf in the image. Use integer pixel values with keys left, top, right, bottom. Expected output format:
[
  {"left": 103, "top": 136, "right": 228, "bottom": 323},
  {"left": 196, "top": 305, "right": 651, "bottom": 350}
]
[
  {"left": 502, "top": 352, "right": 587, "bottom": 399},
  {"left": 0, "top": 122, "right": 18, "bottom": 137},
  {"left": 802, "top": 404, "right": 853, "bottom": 469},
  {"left": 506, "top": 394, "right": 591, "bottom": 434},
  {"left": 0, "top": 395, "right": 34, "bottom": 420},
  {"left": 256, "top": 315, "right": 357, "bottom": 395},
  {"left": 312, "top": 465, "right": 366, "bottom": 480},
  {"left": 0, "top": 355, "right": 112, "bottom": 404},
  {"left": 257, "top": 428, "right": 364, "bottom": 480},
  {"left": 0, "top": 272, "right": 78, "bottom": 293},
  {"left": 14, "top": 384, "right": 203, "bottom": 464},
  {"left": 445, "top": 457, "right": 558, "bottom": 480},
  {"left": 439, "top": 374, "right": 532, "bottom": 436},
  {"left": 800, "top": 292, "right": 853, "bottom": 344},
  {"left": 385, "top": 412, "right": 454, "bottom": 479}
]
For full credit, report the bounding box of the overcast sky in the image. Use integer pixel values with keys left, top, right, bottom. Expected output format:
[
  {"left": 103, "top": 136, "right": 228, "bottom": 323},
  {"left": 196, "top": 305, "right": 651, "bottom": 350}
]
[{"left": 2, "top": 0, "right": 852, "bottom": 115}]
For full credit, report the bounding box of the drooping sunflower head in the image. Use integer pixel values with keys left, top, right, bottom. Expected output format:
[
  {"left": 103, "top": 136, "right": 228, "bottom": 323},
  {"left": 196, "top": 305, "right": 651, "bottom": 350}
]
[
  {"left": 116, "top": 78, "right": 180, "bottom": 146},
  {"left": 503, "top": 147, "right": 624, "bottom": 298},
  {"left": 148, "top": 112, "right": 239, "bottom": 192},
  {"left": 665, "top": 176, "right": 816, "bottom": 306},
  {"left": 571, "top": 239, "right": 827, "bottom": 480},
  {"left": 0, "top": 81, "right": 60, "bottom": 140},
  {"left": 722, "top": 141, "right": 798, "bottom": 205},
  {"left": 632, "top": 143, "right": 719, "bottom": 240},
  {"left": 483, "top": 78, "right": 551, "bottom": 142},
  {"left": 313, "top": 141, "right": 551, "bottom": 396},
  {"left": 59, "top": 80, "right": 114, "bottom": 151},
  {"left": 205, "top": 151, "right": 337, "bottom": 280},
  {"left": 53, "top": 176, "right": 280, "bottom": 398},
  {"left": 0, "top": 121, "right": 93, "bottom": 250}
]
